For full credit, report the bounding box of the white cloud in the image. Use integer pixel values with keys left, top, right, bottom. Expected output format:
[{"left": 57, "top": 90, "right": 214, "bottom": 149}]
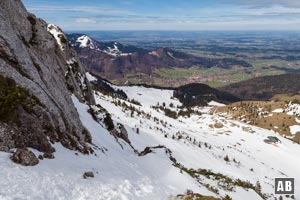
[{"left": 75, "top": 18, "right": 97, "bottom": 24}]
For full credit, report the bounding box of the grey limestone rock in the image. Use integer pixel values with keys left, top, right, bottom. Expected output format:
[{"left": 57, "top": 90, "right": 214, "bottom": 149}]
[
  {"left": 10, "top": 148, "right": 39, "bottom": 166},
  {"left": 0, "top": 0, "right": 95, "bottom": 155}
]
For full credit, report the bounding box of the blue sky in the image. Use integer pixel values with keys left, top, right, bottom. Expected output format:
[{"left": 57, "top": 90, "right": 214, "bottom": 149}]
[{"left": 23, "top": 0, "right": 300, "bottom": 31}]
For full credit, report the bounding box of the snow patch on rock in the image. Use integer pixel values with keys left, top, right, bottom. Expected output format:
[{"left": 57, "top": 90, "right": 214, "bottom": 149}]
[
  {"left": 86, "top": 72, "right": 98, "bottom": 82},
  {"left": 272, "top": 108, "right": 283, "bottom": 113},
  {"left": 208, "top": 101, "right": 225, "bottom": 107},
  {"left": 47, "top": 24, "right": 66, "bottom": 51},
  {"left": 286, "top": 102, "right": 300, "bottom": 116},
  {"left": 103, "top": 42, "right": 132, "bottom": 57},
  {"left": 290, "top": 125, "right": 300, "bottom": 135}
]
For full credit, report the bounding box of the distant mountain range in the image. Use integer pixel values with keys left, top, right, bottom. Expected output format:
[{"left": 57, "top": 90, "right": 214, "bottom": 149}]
[
  {"left": 67, "top": 34, "right": 251, "bottom": 83},
  {"left": 68, "top": 34, "right": 300, "bottom": 102},
  {"left": 220, "top": 73, "right": 300, "bottom": 100}
]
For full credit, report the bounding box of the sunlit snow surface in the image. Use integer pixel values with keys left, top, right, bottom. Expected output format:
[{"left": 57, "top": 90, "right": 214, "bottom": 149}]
[
  {"left": 1, "top": 85, "right": 300, "bottom": 199},
  {"left": 85, "top": 72, "right": 97, "bottom": 82},
  {"left": 290, "top": 125, "right": 300, "bottom": 135},
  {"left": 272, "top": 108, "right": 284, "bottom": 113}
]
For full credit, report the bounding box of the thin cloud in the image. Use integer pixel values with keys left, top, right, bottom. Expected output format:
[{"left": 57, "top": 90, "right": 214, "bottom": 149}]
[
  {"left": 219, "top": 0, "right": 300, "bottom": 8},
  {"left": 28, "top": 5, "right": 129, "bottom": 14},
  {"left": 76, "top": 18, "right": 97, "bottom": 24},
  {"left": 24, "top": 1, "right": 300, "bottom": 30}
]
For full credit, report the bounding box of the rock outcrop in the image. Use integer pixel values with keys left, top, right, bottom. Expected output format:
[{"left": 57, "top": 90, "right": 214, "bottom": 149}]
[
  {"left": 83, "top": 171, "right": 94, "bottom": 179},
  {"left": 10, "top": 148, "right": 39, "bottom": 166},
  {"left": 0, "top": 0, "right": 94, "bottom": 154}
]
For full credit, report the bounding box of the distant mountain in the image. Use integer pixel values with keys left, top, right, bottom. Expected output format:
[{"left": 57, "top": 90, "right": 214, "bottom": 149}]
[
  {"left": 220, "top": 73, "right": 300, "bottom": 100},
  {"left": 67, "top": 34, "right": 251, "bottom": 82},
  {"left": 67, "top": 34, "right": 145, "bottom": 56},
  {"left": 174, "top": 83, "right": 241, "bottom": 107}
]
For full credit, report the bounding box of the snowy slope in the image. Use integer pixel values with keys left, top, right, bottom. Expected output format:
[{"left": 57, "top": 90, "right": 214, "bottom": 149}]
[
  {"left": 0, "top": 85, "right": 299, "bottom": 200},
  {"left": 95, "top": 85, "right": 300, "bottom": 199},
  {"left": 0, "top": 96, "right": 203, "bottom": 200}
]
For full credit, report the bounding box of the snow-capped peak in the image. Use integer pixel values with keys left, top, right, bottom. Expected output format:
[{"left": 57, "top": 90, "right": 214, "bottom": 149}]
[
  {"left": 76, "top": 35, "right": 95, "bottom": 49},
  {"left": 103, "top": 41, "right": 132, "bottom": 57}
]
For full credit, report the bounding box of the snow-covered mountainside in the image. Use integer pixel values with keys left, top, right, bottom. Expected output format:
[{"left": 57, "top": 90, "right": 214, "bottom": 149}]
[
  {"left": 102, "top": 41, "right": 133, "bottom": 57},
  {"left": 76, "top": 35, "right": 96, "bottom": 49},
  {"left": 1, "top": 79, "right": 299, "bottom": 199},
  {"left": 68, "top": 34, "right": 136, "bottom": 57}
]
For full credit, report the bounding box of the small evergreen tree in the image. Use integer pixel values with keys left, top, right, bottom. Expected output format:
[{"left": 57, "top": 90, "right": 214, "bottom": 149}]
[
  {"left": 224, "top": 155, "right": 230, "bottom": 162},
  {"left": 104, "top": 113, "right": 114, "bottom": 131},
  {"left": 222, "top": 195, "right": 232, "bottom": 200},
  {"left": 255, "top": 181, "right": 261, "bottom": 194}
]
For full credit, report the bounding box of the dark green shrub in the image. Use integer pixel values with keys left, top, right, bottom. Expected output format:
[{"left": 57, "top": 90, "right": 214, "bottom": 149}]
[
  {"left": 0, "top": 75, "right": 40, "bottom": 122},
  {"left": 104, "top": 113, "right": 114, "bottom": 131}
]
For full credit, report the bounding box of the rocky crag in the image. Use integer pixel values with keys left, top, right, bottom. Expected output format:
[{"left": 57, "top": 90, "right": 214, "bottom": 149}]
[{"left": 0, "top": 0, "right": 94, "bottom": 158}]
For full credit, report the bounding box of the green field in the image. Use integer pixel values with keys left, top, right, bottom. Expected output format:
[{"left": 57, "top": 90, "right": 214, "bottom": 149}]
[{"left": 108, "top": 46, "right": 300, "bottom": 88}]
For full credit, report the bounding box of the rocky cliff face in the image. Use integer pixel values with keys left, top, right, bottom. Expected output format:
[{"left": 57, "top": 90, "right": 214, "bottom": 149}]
[{"left": 0, "top": 0, "right": 94, "bottom": 154}]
